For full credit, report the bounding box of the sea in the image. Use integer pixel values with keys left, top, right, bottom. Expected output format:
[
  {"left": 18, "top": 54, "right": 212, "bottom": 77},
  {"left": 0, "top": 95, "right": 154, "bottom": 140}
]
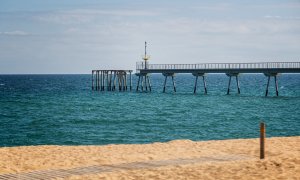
[{"left": 0, "top": 74, "right": 299, "bottom": 147}]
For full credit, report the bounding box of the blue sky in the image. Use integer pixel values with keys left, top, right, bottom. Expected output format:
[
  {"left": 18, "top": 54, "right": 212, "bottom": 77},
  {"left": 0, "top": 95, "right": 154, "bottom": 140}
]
[{"left": 0, "top": 0, "right": 299, "bottom": 74}]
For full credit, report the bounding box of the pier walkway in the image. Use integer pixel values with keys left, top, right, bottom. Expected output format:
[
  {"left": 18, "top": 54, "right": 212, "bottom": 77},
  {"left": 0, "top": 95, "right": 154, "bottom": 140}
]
[{"left": 135, "top": 62, "right": 300, "bottom": 96}]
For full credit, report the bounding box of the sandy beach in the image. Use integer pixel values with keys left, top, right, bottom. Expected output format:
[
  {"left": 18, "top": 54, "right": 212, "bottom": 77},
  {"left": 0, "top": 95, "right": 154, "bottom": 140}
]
[{"left": 0, "top": 136, "right": 299, "bottom": 179}]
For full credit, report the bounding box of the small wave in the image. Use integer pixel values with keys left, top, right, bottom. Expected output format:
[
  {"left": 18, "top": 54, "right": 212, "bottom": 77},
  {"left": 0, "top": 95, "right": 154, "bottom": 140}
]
[
  {"left": 0, "top": 83, "right": 4, "bottom": 86},
  {"left": 280, "top": 86, "right": 284, "bottom": 89}
]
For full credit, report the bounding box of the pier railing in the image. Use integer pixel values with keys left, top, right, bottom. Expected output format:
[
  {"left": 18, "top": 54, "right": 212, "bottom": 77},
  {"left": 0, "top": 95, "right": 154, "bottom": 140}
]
[{"left": 136, "top": 62, "right": 300, "bottom": 70}]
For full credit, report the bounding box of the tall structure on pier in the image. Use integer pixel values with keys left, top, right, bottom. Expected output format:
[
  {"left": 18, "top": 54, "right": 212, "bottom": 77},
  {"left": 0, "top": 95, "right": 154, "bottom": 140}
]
[
  {"left": 136, "top": 41, "right": 152, "bottom": 92},
  {"left": 142, "top": 41, "right": 150, "bottom": 68}
]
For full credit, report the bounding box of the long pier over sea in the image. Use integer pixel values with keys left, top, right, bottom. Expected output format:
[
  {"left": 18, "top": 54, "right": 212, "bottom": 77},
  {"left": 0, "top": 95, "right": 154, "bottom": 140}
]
[
  {"left": 92, "top": 42, "right": 300, "bottom": 96},
  {"left": 136, "top": 62, "right": 300, "bottom": 96},
  {"left": 92, "top": 62, "right": 300, "bottom": 96}
]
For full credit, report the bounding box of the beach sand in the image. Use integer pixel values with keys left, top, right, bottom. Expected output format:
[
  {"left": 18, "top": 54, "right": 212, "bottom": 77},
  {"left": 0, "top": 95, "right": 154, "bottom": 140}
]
[{"left": 0, "top": 136, "right": 299, "bottom": 179}]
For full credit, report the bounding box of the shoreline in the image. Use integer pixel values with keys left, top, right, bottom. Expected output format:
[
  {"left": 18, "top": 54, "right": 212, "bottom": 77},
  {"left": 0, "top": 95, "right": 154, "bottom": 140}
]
[{"left": 1, "top": 136, "right": 299, "bottom": 179}]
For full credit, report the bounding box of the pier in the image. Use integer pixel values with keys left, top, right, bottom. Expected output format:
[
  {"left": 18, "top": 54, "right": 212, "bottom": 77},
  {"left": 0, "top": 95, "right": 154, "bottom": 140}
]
[
  {"left": 92, "top": 42, "right": 300, "bottom": 96},
  {"left": 136, "top": 62, "right": 300, "bottom": 96},
  {"left": 92, "top": 70, "right": 133, "bottom": 91}
]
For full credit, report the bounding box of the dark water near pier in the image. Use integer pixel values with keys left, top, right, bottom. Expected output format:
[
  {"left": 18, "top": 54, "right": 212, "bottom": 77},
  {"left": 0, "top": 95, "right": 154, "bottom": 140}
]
[{"left": 0, "top": 74, "right": 299, "bottom": 147}]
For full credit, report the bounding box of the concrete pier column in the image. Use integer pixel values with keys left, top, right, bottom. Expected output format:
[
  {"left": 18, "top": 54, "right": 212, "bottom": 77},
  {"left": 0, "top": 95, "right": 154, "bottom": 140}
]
[
  {"left": 275, "top": 76, "right": 279, "bottom": 96},
  {"left": 98, "top": 71, "right": 101, "bottom": 91},
  {"left": 94, "top": 71, "right": 97, "bottom": 91},
  {"left": 144, "top": 76, "right": 148, "bottom": 91},
  {"left": 227, "top": 76, "right": 232, "bottom": 95},
  {"left": 194, "top": 75, "right": 198, "bottom": 94},
  {"left": 236, "top": 76, "right": 240, "bottom": 94},
  {"left": 123, "top": 74, "right": 126, "bottom": 91},
  {"left": 124, "top": 73, "right": 128, "bottom": 91},
  {"left": 101, "top": 71, "right": 103, "bottom": 91},
  {"left": 141, "top": 75, "right": 144, "bottom": 91},
  {"left": 147, "top": 76, "right": 152, "bottom": 92},
  {"left": 136, "top": 75, "right": 141, "bottom": 91},
  {"left": 129, "top": 71, "right": 132, "bottom": 91},
  {"left": 99, "top": 71, "right": 101, "bottom": 91},
  {"left": 265, "top": 76, "right": 270, "bottom": 96},
  {"left": 203, "top": 76, "right": 207, "bottom": 94},
  {"left": 95, "top": 71, "right": 99, "bottom": 91},
  {"left": 112, "top": 71, "right": 116, "bottom": 91},
  {"left": 118, "top": 74, "right": 122, "bottom": 91},
  {"left": 92, "top": 71, "right": 94, "bottom": 90},
  {"left": 101, "top": 71, "right": 104, "bottom": 91},
  {"left": 106, "top": 71, "right": 109, "bottom": 91},
  {"left": 109, "top": 71, "right": 113, "bottom": 91},
  {"left": 98, "top": 71, "right": 103, "bottom": 91},
  {"left": 163, "top": 76, "right": 167, "bottom": 93},
  {"left": 172, "top": 76, "right": 176, "bottom": 92}
]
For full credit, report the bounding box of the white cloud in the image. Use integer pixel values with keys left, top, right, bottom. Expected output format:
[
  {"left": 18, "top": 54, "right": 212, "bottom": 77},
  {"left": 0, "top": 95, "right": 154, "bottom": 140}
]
[
  {"left": 35, "top": 9, "right": 159, "bottom": 25},
  {"left": 0, "top": 30, "right": 29, "bottom": 36},
  {"left": 264, "top": 15, "right": 300, "bottom": 20}
]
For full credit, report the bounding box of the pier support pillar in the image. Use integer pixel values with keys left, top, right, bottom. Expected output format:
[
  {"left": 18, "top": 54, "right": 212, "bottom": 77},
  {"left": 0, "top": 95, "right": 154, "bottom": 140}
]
[
  {"left": 147, "top": 76, "right": 152, "bottom": 92},
  {"left": 192, "top": 73, "right": 207, "bottom": 94},
  {"left": 129, "top": 71, "right": 132, "bottom": 91},
  {"left": 100, "top": 71, "right": 102, "bottom": 91},
  {"left": 194, "top": 75, "right": 198, "bottom": 94},
  {"left": 226, "top": 73, "right": 240, "bottom": 95},
  {"left": 136, "top": 75, "right": 141, "bottom": 91},
  {"left": 112, "top": 71, "right": 116, "bottom": 91},
  {"left": 92, "top": 71, "right": 94, "bottom": 90},
  {"left": 162, "top": 73, "right": 176, "bottom": 93},
  {"left": 163, "top": 76, "right": 167, "bottom": 93},
  {"left": 135, "top": 73, "right": 151, "bottom": 92},
  {"left": 98, "top": 71, "right": 101, "bottom": 91},
  {"left": 236, "top": 76, "right": 241, "bottom": 94},
  {"left": 172, "top": 76, "right": 176, "bottom": 92},
  {"left": 97, "top": 71, "right": 102, "bottom": 91},
  {"left": 92, "top": 70, "right": 132, "bottom": 92},
  {"left": 203, "top": 76, "right": 208, "bottom": 94},
  {"left": 264, "top": 73, "right": 279, "bottom": 97}
]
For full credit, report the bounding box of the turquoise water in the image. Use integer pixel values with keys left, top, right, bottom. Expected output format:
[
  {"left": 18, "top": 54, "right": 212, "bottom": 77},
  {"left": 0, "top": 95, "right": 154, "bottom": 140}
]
[{"left": 0, "top": 74, "right": 299, "bottom": 147}]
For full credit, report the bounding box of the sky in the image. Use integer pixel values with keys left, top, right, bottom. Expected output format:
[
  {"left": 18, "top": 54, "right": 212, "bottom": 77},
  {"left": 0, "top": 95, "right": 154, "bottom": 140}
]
[{"left": 0, "top": 0, "right": 299, "bottom": 74}]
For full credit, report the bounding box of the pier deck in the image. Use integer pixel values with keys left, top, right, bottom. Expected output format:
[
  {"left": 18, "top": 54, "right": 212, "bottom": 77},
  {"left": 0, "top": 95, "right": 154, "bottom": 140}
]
[
  {"left": 137, "top": 62, "right": 300, "bottom": 74},
  {"left": 135, "top": 62, "right": 300, "bottom": 96}
]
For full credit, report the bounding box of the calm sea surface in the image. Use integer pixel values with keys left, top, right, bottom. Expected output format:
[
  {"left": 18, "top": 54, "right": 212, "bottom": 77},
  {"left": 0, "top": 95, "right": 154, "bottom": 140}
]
[{"left": 0, "top": 74, "right": 299, "bottom": 147}]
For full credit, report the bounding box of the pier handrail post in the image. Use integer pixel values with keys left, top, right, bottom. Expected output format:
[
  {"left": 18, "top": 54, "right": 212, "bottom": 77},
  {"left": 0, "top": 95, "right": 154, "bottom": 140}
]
[{"left": 260, "top": 122, "right": 266, "bottom": 159}]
